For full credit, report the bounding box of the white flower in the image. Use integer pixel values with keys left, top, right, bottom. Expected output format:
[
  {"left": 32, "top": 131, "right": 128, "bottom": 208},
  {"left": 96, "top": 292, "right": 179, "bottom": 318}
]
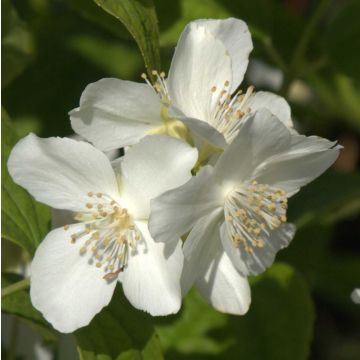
[
  {"left": 148, "top": 109, "right": 341, "bottom": 314},
  {"left": 69, "top": 18, "right": 292, "bottom": 152},
  {"left": 8, "top": 134, "right": 198, "bottom": 333}
]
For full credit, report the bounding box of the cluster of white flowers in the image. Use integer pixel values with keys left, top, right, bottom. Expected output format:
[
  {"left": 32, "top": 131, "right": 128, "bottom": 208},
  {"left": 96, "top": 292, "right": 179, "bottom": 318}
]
[{"left": 8, "top": 18, "right": 341, "bottom": 333}]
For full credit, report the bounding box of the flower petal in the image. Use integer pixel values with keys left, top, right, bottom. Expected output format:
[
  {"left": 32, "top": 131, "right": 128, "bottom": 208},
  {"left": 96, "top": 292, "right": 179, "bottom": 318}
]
[
  {"left": 181, "top": 211, "right": 251, "bottom": 314},
  {"left": 169, "top": 106, "right": 227, "bottom": 149},
  {"left": 121, "top": 221, "right": 183, "bottom": 315},
  {"left": 149, "top": 165, "right": 224, "bottom": 244},
  {"left": 196, "top": 250, "right": 251, "bottom": 315},
  {"left": 253, "top": 134, "right": 341, "bottom": 196},
  {"left": 181, "top": 209, "right": 223, "bottom": 295},
  {"left": 119, "top": 135, "right": 198, "bottom": 219},
  {"left": 221, "top": 221, "right": 296, "bottom": 276},
  {"left": 70, "top": 79, "right": 162, "bottom": 150},
  {"left": 214, "top": 109, "right": 292, "bottom": 185},
  {"left": 167, "top": 21, "right": 232, "bottom": 122},
  {"left": 194, "top": 18, "right": 253, "bottom": 93},
  {"left": 30, "top": 223, "right": 117, "bottom": 333},
  {"left": 8, "top": 134, "right": 118, "bottom": 212},
  {"left": 246, "top": 91, "right": 293, "bottom": 128}
]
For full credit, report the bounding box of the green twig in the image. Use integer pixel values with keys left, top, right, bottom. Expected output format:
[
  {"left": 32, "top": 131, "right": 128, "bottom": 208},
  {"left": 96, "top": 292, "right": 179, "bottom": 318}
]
[
  {"left": 251, "top": 27, "right": 288, "bottom": 73},
  {"left": 2, "top": 278, "right": 30, "bottom": 298},
  {"left": 291, "top": 0, "right": 331, "bottom": 70}
]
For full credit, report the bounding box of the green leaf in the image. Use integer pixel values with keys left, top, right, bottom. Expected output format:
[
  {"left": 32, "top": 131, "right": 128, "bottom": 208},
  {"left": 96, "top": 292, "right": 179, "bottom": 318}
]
[
  {"left": 325, "top": 0, "right": 360, "bottom": 80},
  {"left": 2, "top": 0, "right": 34, "bottom": 87},
  {"left": 155, "top": 289, "right": 228, "bottom": 355},
  {"left": 288, "top": 170, "right": 360, "bottom": 228},
  {"left": 94, "top": 0, "right": 161, "bottom": 77},
  {"left": 156, "top": 263, "right": 314, "bottom": 360},
  {"left": 65, "top": 0, "right": 130, "bottom": 40},
  {"left": 2, "top": 273, "right": 59, "bottom": 343},
  {"left": 75, "top": 286, "right": 163, "bottom": 360},
  {"left": 1, "top": 108, "right": 50, "bottom": 256},
  {"left": 157, "top": 0, "right": 230, "bottom": 47},
  {"left": 228, "top": 263, "right": 314, "bottom": 360}
]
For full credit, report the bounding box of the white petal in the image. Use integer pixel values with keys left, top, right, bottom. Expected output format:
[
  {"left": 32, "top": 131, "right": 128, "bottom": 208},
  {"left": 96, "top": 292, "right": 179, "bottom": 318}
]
[
  {"left": 119, "top": 135, "right": 198, "bottom": 219},
  {"left": 253, "top": 134, "right": 341, "bottom": 196},
  {"left": 194, "top": 18, "right": 253, "bottom": 93},
  {"left": 196, "top": 250, "right": 251, "bottom": 315},
  {"left": 8, "top": 134, "right": 118, "bottom": 212},
  {"left": 214, "top": 109, "right": 292, "bottom": 185},
  {"left": 149, "top": 165, "right": 224, "bottom": 244},
  {"left": 167, "top": 22, "right": 232, "bottom": 122},
  {"left": 246, "top": 91, "right": 293, "bottom": 128},
  {"left": 169, "top": 106, "right": 227, "bottom": 149},
  {"left": 121, "top": 221, "right": 183, "bottom": 316},
  {"left": 70, "top": 79, "right": 162, "bottom": 151},
  {"left": 181, "top": 209, "right": 223, "bottom": 295},
  {"left": 30, "top": 224, "right": 117, "bottom": 333},
  {"left": 221, "top": 221, "right": 296, "bottom": 276}
]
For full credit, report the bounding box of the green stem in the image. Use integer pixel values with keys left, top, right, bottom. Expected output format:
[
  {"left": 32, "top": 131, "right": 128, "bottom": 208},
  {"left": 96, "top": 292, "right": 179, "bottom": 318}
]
[
  {"left": 251, "top": 28, "right": 288, "bottom": 73},
  {"left": 262, "top": 36, "right": 288, "bottom": 73},
  {"left": 2, "top": 278, "right": 30, "bottom": 298},
  {"left": 291, "top": 0, "right": 331, "bottom": 70}
]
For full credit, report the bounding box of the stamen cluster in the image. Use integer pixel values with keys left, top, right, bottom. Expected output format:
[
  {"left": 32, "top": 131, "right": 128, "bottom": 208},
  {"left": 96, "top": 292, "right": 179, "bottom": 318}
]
[
  {"left": 65, "top": 192, "right": 141, "bottom": 279},
  {"left": 225, "top": 181, "right": 288, "bottom": 254}
]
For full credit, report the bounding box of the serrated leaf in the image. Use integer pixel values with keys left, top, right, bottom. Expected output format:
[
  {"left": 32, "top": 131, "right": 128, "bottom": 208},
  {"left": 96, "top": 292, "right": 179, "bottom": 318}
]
[
  {"left": 1, "top": 108, "right": 50, "bottom": 256},
  {"left": 75, "top": 286, "right": 163, "bottom": 360},
  {"left": 2, "top": 0, "right": 34, "bottom": 87},
  {"left": 2, "top": 273, "right": 59, "bottom": 343},
  {"left": 156, "top": 263, "right": 314, "bottom": 360},
  {"left": 94, "top": 0, "right": 161, "bottom": 77}
]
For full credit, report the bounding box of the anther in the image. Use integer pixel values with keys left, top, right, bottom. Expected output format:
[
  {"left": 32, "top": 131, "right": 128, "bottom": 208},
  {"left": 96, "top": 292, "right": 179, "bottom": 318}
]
[{"left": 63, "top": 224, "right": 69, "bottom": 230}]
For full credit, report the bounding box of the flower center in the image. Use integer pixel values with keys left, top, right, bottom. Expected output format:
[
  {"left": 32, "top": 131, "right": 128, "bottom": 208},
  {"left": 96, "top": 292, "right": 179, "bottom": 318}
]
[
  {"left": 142, "top": 71, "right": 192, "bottom": 144},
  {"left": 209, "top": 81, "right": 255, "bottom": 143},
  {"left": 224, "top": 181, "right": 288, "bottom": 254},
  {"left": 64, "top": 192, "right": 141, "bottom": 280}
]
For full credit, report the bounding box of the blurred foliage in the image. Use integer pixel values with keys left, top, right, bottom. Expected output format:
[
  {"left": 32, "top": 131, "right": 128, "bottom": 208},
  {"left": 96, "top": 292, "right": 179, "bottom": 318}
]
[
  {"left": 2, "top": 273, "right": 59, "bottom": 343},
  {"left": 2, "top": 0, "right": 360, "bottom": 359},
  {"left": 94, "top": 0, "right": 161, "bottom": 78},
  {"left": 156, "top": 263, "right": 314, "bottom": 360},
  {"left": 75, "top": 287, "right": 163, "bottom": 360},
  {"left": 1, "top": 108, "right": 50, "bottom": 256},
  {"left": 2, "top": 0, "right": 34, "bottom": 88}
]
